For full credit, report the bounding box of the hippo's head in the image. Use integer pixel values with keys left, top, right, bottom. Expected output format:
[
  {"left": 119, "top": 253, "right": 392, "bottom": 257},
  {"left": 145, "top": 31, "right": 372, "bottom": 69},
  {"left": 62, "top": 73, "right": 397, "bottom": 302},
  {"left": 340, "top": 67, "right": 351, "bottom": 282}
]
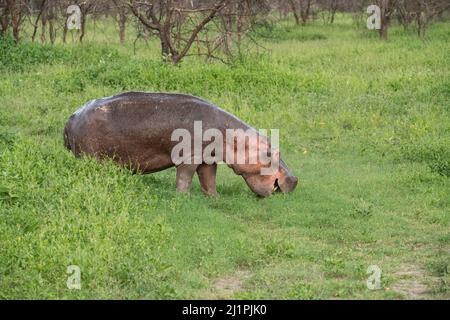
[
  {"left": 226, "top": 131, "right": 298, "bottom": 197},
  {"left": 241, "top": 158, "right": 298, "bottom": 197}
]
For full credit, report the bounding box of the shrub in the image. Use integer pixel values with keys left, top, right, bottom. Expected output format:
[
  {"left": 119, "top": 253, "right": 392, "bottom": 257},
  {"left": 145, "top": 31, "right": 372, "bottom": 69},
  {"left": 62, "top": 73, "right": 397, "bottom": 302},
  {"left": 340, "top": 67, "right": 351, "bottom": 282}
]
[{"left": 0, "top": 35, "right": 70, "bottom": 72}]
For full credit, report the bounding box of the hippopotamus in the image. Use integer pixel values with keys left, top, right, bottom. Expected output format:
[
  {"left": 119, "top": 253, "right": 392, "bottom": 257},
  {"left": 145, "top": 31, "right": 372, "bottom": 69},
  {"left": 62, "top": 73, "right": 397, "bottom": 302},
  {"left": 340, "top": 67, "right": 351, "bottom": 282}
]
[{"left": 64, "top": 92, "right": 298, "bottom": 197}]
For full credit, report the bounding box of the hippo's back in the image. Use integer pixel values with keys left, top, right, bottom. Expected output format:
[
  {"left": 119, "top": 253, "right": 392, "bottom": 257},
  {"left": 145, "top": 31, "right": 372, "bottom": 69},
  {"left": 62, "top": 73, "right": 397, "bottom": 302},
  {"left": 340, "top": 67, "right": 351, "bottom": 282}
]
[
  {"left": 70, "top": 91, "right": 217, "bottom": 124},
  {"left": 63, "top": 92, "right": 227, "bottom": 173}
]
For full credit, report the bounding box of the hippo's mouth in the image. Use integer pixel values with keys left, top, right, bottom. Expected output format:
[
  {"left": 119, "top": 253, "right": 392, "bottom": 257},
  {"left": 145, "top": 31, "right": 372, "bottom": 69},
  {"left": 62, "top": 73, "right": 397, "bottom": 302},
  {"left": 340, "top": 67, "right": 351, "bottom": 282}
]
[{"left": 273, "top": 179, "right": 280, "bottom": 192}]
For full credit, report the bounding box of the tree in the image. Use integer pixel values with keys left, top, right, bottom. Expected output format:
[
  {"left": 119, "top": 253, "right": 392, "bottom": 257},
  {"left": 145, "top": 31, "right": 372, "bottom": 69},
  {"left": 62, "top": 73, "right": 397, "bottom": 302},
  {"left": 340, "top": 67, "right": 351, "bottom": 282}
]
[
  {"left": 0, "top": 0, "right": 10, "bottom": 37},
  {"left": 328, "top": 0, "right": 339, "bottom": 24},
  {"left": 287, "top": 0, "right": 313, "bottom": 25},
  {"left": 396, "top": 0, "right": 416, "bottom": 30},
  {"left": 38, "top": 0, "right": 58, "bottom": 44},
  {"left": 112, "top": 0, "right": 129, "bottom": 44},
  {"left": 61, "top": 0, "right": 103, "bottom": 43},
  {"left": 316, "top": 0, "right": 340, "bottom": 24},
  {"left": 415, "top": 0, "right": 450, "bottom": 37},
  {"left": 395, "top": 0, "right": 449, "bottom": 36},
  {"left": 127, "top": 0, "right": 229, "bottom": 64},
  {"left": 0, "top": 0, "right": 26, "bottom": 42},
  {"left": 376, "top": 0, "right": 397, "bottom": 40}
]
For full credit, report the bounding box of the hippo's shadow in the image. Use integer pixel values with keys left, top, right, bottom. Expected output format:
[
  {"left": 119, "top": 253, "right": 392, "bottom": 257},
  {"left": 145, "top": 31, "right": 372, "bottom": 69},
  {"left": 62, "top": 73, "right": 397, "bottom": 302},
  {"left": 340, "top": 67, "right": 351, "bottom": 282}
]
[
  {"left": 139, "top": 167, "right": 255, "bottom": 198},
  {"left": 140, "top": 170, "right": 175, "bottom": 193},
  {"left": 216, "top": 180, "right": 249, "bottom": 197}
]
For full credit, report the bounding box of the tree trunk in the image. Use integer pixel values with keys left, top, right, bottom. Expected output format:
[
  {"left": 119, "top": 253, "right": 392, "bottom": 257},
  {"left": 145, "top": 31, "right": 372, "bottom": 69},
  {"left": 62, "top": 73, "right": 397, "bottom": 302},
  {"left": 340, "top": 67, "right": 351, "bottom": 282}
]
[
  {"left": 63, "top": 21, "right": 68, "bottom": 43},
  {"left": 159, "top": 30, "right": 172, "bottom": 60},
  {"left": 417, "top": 11, "right": 427, "bottom": 37},
  {"left": 31, "top": 0, "right": 47, "bottom": 42},
  {"left": 330, "top": 10, "right": 336, "bottom": 24},
  {"left": 288, "top": 0, "right": 300, "bottom": 25},
  {"left": 118, "top": 10, "right": 127, "bottom": 44},
  {"left": 379, "top": 17, "right": 390, "bottom": 40},
  {"left": 0, "top": 9, "right": 10, "bottom": 36},
  {"left": 11, "top": 22, "right": 19, "bottom": 41},
  {"left": 236, "top": 1, "right": 244, "bottom": 52},
  {"left": 79, "top": 14, "right": 86, "bottom": 42},
  {"left": 300, "top": 0, "right": 311, "bottom": 25},
  {"left": 293, "top": 12, "right": 300, "bottom": 25},
  {"left": 10, "top": 3, "right": 21, "bottom": 42},
  {"left": 40, "top": 14, "right": 46, "bottom": 42},
  {"left": 49, "top": 18, "right": 55, "bottom": 44},
  {"left": 31, "top": 11, "right": 42, "bottom": 41},
  {"left": 330, "top": 0, "right": 337, "bottom": 24}
]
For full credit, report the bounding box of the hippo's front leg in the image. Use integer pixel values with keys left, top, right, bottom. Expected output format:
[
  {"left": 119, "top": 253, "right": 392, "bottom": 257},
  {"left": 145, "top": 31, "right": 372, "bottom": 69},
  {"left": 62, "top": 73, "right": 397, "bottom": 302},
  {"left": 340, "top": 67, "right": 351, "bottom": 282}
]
[
  {"left": 176, "top": 164, "right": 199, "bottom": 193},
  {"left": 197, "top": 163, "right": 218, "bottom": 197}
]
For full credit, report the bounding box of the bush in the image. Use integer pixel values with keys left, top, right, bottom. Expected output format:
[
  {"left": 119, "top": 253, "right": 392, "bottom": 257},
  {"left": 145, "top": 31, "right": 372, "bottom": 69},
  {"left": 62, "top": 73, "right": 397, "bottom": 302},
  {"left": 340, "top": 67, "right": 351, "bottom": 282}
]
[{"left": 0, "top": 35, "right": 70, "bottom": 72}]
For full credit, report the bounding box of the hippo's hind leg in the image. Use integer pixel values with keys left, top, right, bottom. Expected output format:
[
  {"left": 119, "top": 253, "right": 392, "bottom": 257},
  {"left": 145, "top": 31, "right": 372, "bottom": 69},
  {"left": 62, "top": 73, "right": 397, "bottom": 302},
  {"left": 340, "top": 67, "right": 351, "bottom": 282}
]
[
  {"left": 197, "top": 163, "right": 218, "bottom": 197},
  {"left": 176, "top": 164, "right": 199, "bottom": 193}
]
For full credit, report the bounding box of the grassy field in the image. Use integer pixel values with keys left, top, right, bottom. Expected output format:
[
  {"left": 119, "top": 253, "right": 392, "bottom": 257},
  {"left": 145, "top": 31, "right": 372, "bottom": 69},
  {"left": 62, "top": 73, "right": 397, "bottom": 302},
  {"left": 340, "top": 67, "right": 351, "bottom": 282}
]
[{"left": 0, "top": 16, "right": 449, "bottom": 299}]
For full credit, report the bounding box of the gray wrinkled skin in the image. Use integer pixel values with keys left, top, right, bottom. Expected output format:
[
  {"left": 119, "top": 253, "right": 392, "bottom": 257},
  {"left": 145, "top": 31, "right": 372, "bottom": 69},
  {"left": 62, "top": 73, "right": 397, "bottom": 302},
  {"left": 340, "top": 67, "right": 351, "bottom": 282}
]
[{"left": 64, "top": 92, "right": 298, "bottom": 197}]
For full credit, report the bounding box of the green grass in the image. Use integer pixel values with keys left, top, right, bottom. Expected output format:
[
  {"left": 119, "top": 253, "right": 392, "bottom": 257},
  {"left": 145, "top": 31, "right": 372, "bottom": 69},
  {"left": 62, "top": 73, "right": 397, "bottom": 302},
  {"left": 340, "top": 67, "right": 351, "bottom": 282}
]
[{"left": 0, "top": 16, "right": 449, "bottom": 299}]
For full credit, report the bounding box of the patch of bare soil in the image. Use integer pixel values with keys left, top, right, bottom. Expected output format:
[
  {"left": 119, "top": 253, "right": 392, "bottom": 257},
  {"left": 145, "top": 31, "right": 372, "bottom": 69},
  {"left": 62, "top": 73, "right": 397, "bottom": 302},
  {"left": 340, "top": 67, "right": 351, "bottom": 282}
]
[
  {"left": 391, "top": 264, "right": 437, "bottom": 299},
  {"left": 199, "top": 270, "right": 252, "bottom": 299}
]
